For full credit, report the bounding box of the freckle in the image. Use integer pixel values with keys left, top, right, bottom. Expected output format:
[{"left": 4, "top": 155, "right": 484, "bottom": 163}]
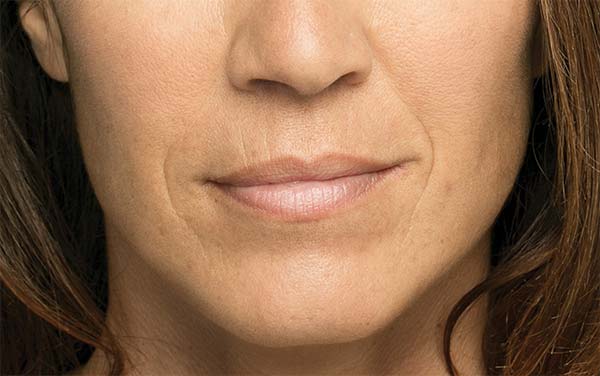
[{"left": 444, "top": 180, "right": 453, "bottom": 195}]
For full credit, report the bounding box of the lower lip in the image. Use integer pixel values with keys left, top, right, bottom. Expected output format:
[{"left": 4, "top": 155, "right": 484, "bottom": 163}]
[{"left": 211, "top": 165, "right": 405, "bottom": 222}]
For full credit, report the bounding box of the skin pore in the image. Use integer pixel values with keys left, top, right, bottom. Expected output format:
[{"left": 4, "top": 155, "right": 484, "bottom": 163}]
[{"left": 18, "top": 0, "right": 545, "bottom": 374}]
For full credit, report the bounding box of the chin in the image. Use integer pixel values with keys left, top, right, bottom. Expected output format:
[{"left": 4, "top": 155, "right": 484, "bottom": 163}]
[
  {"left": 201, "top": 285, "right": 400, "bottom": 349},
  {"left": 226, "top": 314, "right": 391, "bottom": 349}
]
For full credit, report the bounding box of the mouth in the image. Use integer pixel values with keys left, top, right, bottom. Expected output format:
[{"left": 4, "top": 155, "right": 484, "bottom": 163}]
[{"left": 206, "top": 154, "right": 412, "bottom": 222}]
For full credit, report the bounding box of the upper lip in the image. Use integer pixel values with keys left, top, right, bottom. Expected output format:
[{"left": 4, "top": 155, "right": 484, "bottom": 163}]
[{"left": 209, "top": 153, "right": 406, "bottom": 187}]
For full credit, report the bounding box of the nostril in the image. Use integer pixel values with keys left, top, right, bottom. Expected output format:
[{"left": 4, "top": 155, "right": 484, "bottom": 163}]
[
  {"left": 249, "top": 78, "right": 315, "bottom": 97},
  {"left": 339, "top": 71, "right": 363, "bottom": 86},
  {"left": 248, "top": 78, "right": 287, "bottom": 94},
  {"left": 249, "top": 78, "right": 277, "bottom": 88}
]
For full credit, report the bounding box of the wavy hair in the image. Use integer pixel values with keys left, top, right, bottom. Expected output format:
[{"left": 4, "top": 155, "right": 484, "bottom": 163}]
[{"left": 1, "top": 0, "right": 599, "bottom": 374}]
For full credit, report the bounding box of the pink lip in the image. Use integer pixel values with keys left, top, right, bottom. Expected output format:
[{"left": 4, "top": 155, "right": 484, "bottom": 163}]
[{"left": 207, "top": 154, "right": 411, "bottom": 222}]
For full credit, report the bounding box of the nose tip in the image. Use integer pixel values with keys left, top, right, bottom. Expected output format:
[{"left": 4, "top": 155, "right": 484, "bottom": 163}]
[{"left": 226, "top": 2, "right": 373, "bottom": 98}]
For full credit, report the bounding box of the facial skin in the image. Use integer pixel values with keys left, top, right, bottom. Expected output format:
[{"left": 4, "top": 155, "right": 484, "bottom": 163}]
[{"left": 19, "top": 0, "right": 545, "bottom": 374}]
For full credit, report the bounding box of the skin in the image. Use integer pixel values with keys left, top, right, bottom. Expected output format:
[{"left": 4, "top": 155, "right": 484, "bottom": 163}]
[{"left": 19, "top": 0, "right": 546, "bottom": 374}]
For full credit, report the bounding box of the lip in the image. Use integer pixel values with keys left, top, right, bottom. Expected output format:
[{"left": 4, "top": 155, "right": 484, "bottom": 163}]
[
  {"left": 207, "top": 154, "right": 411, "bottom": 222},
  {"left": 209, "top": 154, "right": 402, "bottom": 186}
]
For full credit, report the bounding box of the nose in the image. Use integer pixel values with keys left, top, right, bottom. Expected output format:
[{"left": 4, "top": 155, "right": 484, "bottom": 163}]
[{"left": 226, "top": 1, "right": 373, "bottom": 98}]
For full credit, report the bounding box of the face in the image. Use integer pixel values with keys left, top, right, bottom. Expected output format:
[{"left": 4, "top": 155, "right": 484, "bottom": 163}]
[{"left": 23, "top": 0, "right": 540, "bottom": 348}]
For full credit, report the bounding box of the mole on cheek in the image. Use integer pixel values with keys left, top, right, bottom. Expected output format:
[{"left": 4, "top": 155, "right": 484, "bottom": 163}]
[{"left": 444, "top": 179, "right": 453, "bottom": 196}]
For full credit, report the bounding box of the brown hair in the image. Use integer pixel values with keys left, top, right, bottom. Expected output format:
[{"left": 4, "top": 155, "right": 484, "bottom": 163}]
[{"left": 1, "top": 0, "right": 599, "bottom": 374}]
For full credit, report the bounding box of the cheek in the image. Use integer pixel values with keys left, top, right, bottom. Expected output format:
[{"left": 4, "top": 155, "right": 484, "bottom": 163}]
[
  {"left": 64, "top": 2, "right": 224, "bottom": 234},
  {"left": 365, "top": 0, "right": 534, "bottom": 256}
]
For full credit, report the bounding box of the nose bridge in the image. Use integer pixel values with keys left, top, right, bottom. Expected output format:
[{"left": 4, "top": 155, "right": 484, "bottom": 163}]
[{"left": 226, "top": 0, "right": 372, "bottom": 97}]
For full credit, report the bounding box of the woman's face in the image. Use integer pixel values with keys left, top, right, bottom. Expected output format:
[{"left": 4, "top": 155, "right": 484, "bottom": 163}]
[{"left": 28, "top": 0, "right": 540, "bottom": 348}]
